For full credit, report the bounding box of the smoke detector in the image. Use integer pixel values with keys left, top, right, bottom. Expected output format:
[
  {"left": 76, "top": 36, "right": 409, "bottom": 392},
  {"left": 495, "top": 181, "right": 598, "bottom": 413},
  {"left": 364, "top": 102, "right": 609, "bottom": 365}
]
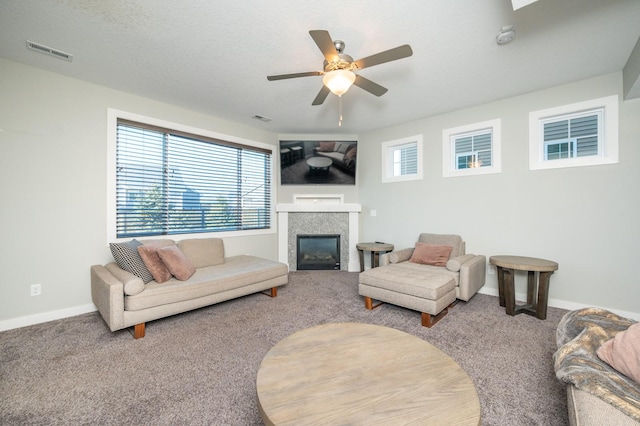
[{"left": 496, "top": 26, "right": 516, "bottom": 45}]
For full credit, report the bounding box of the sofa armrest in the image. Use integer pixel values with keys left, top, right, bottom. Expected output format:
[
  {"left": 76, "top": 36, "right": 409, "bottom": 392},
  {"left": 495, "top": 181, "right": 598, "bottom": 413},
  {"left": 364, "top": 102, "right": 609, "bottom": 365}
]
[
  {"left": 380, "top": 248, "right": 413, "bottom": 266},
  {"left": 457, "top": 255, "right": 486, "bottom": 301},
  {"left": 91, "top": 264, "right": 125, "bottom": 331}
]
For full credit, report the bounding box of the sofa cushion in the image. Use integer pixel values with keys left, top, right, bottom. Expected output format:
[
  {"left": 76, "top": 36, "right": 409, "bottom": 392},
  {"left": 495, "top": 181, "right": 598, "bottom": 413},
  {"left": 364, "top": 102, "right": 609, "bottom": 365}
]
[
  {"left": 109, "top": 239, "right": 154, "bottom": 283},
  {"left": 124, "top": 255, "right": 288, "bottom": 311},
  {"left": 410, "top": 242, "right": 452, "bottom": 267},
  {"left": 597, "top": 322, "right": 640, "bottom": 383},
  {"left": 178, "top": 238, "right": 224, "bottom": 268},
  {"left": 158, "top": 245, "right": 196, "bottom": 280},
  {"left": 105, "top": 262, "right": 146, "bottom": 296},
  {"left": 138, "top": 244, "right": 173, "bottom": 283},
  {"left": 317, "top": 141, "right": 335, "bottom": 152}
]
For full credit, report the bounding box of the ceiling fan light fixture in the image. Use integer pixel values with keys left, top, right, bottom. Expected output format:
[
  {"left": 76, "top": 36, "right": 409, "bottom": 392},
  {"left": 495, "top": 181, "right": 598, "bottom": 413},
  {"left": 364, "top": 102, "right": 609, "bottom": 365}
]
[{"left": 322, "top": 69, "right": 356, "bottom": 96}]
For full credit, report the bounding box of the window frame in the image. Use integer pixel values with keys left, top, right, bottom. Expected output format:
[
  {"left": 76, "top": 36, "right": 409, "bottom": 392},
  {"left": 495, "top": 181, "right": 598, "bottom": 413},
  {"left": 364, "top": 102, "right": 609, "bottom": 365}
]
[
  {"left": 107, "top": 109, "right": 276, "bottom": 242},
  {"left": 529, "top": 95, "right": 618, "bottom": 170},
  {"left": 381, "top": 135, "right": 423, "bottom": 183},
  {"left": 442, "top": 119, "right": 502, "bottom": 177}
]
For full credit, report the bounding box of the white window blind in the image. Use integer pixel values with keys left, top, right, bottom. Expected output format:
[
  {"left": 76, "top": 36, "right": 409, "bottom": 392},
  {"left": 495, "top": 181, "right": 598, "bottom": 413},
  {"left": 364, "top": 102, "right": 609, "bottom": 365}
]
[
  {"left": 115, "top": 119, "right": 271, "bottom": 238},
  {"left": 392, "top": 142, "right": 418, "bottom": 177}
]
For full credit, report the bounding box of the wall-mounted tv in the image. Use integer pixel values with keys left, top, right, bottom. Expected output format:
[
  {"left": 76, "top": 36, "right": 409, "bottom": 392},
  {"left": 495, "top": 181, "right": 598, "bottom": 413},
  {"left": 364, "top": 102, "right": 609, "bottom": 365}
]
[{"left": 279, "top": 140, "right": 357, "bottom": 185}]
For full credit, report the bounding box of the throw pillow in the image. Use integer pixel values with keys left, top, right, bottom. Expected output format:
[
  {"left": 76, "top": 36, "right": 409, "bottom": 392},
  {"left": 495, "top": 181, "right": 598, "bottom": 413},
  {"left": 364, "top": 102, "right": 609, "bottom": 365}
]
[
  {"left": 597, "top": 322, "right": 640, "bottom": 382},
  {"left": 110, "top": 239, "right": 154, "bottom": 283},
  {"left": 409, "top": 242, "right": 453, "bottom": 267},
  {"left": 157, "top": 245, "right": 196, "bottom": 281},
  {"left": 138, "top": 244, "right": 173, "bottom": 283},
  {"left": 317, "top": 141, "right": 335, "bottom": 152}
]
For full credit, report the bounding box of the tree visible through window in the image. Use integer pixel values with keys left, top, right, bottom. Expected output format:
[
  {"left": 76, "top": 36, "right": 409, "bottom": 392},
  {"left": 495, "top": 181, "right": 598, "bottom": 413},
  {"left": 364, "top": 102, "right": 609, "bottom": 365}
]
[{"left": 115, "top": 120, "right": 272, "bottom": 238}]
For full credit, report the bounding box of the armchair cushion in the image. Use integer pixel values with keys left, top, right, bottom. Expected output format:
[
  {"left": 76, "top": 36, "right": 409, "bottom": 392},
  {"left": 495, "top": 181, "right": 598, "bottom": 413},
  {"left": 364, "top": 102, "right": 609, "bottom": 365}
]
[
  {"left": 409, "top": 243, "right": 452, "bottom": 266},
  {"left": 418, "top": 233, "right": 464, "bottom": 258}
]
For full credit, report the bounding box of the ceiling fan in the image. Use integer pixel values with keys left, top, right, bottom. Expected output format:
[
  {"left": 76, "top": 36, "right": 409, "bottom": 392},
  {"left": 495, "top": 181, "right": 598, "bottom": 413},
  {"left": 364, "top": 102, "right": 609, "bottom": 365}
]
[{"left": 267, "top": 30, "right": 413, "bottom": 106}]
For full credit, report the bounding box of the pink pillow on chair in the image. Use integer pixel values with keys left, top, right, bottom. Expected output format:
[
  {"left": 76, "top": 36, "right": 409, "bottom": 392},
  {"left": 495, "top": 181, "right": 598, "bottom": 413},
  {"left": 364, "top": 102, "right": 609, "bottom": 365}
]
[{"left": 409, "top": 242, "right": 453, "bottom": 267}]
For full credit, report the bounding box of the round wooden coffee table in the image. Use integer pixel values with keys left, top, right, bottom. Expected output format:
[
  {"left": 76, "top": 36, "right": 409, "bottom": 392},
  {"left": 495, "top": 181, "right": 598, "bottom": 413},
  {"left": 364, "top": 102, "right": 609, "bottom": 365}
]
[
  {"left": 306, "top": 156, "right": 332, "bottom": 173},
  {"left": 256, "top": 323, "right": 481, "bottom": 425}
]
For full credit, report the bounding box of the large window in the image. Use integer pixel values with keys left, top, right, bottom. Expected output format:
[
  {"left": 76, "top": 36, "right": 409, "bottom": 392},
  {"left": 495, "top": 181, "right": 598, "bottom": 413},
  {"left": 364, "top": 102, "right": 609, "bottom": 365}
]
[
  {"left": 113, "top": 117, "right": 272, "bottom": 239},
  {"left": 381, "top": 135, "right": 423, "bottom": 183},
  {"left": 442, "top": 119, "right": 501, "bottom": 177},
  {"left": 529, "top": 95, "right": 618, "bottom": 170}
]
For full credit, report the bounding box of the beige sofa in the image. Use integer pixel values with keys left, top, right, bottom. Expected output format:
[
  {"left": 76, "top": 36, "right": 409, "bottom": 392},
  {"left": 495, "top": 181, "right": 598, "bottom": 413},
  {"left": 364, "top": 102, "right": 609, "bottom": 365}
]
[
  {"left": 313, "top": 141, "right": 357, "bottom": 175},
  {"left": 359, "top": 233, "right": 486, "bottom": 327},
  {"left": 555, "top": 308, "right": 640, "bottom": 425},
  {"left": 91, "top": 237, "right": 288, "bottom": 338}
]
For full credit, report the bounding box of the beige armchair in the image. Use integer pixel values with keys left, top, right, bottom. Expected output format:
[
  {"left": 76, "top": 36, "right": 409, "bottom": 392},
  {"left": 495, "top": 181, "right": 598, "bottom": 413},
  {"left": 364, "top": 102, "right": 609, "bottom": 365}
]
[{"left": 359, "top": 233, "right": 486, "bottom": 327}]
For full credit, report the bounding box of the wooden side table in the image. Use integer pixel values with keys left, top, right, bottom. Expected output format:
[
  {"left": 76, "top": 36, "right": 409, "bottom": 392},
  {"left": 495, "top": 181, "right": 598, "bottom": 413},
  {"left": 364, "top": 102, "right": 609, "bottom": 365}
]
[
  {"left": 489, "top": 255, "right": 558, "bottom": 320},
  {"left": 356, "top": 242, "right": 394, "bottom": 272}
]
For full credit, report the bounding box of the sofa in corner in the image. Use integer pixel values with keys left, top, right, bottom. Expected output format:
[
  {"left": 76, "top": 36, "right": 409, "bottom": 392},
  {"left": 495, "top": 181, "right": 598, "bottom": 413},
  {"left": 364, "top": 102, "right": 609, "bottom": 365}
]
[
  {"left": 554, "top": 308, "right": 640, "bottom": 425},
  {"left": 313, "top": 141, "right": 357, "bottom": 175},
  {"left": 91, "top": 237, "right": 289, "bottom": 338}
]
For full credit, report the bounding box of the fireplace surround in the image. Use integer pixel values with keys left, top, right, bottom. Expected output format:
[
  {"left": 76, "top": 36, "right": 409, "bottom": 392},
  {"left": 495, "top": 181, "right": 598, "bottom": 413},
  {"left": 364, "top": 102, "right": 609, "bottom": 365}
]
[{"left": 276, "top": 195, "right": 361, "bottom": 272}]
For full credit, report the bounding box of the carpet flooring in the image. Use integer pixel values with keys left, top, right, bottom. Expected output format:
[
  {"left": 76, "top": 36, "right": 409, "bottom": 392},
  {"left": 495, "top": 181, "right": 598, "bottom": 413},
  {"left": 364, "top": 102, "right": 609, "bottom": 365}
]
[{"left": 0, "top": 271, "right": 569, "bottom": 425}]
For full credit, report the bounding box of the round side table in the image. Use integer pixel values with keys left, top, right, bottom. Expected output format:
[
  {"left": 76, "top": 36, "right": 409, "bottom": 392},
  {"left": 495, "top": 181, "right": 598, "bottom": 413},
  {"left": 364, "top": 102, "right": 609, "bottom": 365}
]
[
  {"left": 356, "top": 242, "right": 394, "bottom": 272},
  {"left": 489, "top": 255, "right": 558, "bottom": 320}
]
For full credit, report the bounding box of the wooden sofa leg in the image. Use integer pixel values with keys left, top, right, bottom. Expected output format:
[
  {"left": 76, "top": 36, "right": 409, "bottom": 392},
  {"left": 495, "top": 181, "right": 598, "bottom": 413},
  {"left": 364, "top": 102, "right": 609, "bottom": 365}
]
[
  {"left": 421, "top": 309, "right": 448, "bottom": 328},
  {"left": 133, "top": 323, "right": 145, "bottom": 339},
  {"left": 270, "top": 287, "right": 277, "bottom": 297},
  {"left": 364, "top": 296, "right": 383, "bottom": 310}
]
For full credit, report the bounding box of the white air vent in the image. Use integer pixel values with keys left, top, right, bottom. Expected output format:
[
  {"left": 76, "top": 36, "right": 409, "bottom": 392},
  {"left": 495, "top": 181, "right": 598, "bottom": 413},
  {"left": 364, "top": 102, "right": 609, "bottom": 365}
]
[
  {"left": 26, "top": 41, "right": 73, "bottom": 62},
  {"left": 252, "top": 115, "right": 272, "bottom": 122}
]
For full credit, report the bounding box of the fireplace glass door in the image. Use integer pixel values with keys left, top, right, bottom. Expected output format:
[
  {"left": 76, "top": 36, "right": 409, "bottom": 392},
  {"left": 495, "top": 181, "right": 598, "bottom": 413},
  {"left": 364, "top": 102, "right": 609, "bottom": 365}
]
[{"left": 297, "top": 234, "right": 340, "bottom": 270}]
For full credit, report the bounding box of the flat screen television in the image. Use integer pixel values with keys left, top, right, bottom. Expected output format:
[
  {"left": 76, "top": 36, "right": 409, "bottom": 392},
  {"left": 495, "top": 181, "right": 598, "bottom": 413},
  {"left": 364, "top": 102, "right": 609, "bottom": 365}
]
[{"left": 279, "top": 140, "right": 357, "bottom": 185}]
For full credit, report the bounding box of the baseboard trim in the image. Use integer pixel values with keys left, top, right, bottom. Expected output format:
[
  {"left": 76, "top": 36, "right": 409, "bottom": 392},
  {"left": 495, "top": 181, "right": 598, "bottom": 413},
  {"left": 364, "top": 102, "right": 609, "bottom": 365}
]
[
  {"left": 478, "top": 287, "right": 640, "bottom": 321},
  {"left": 0, "top": 304, "right": 97, "bottom": 332}
]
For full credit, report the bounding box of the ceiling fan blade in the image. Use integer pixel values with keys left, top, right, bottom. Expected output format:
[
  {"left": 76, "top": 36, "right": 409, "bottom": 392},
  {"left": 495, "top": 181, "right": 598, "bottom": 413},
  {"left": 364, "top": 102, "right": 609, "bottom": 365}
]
[
  {"left": 309, "top": 30, "right": 340, "bottom": 63},
  {"left": 267, "top": 71, "right": 323, "bottom": 81},
  {"left": 353, "top": 44, "right": 413, "bottom": 70},
  {"left": 353, "top": 75, "right": 388, "bottom": 97},
  {"left": 312, "top": 86, "right": 331, "bottom": 105}
]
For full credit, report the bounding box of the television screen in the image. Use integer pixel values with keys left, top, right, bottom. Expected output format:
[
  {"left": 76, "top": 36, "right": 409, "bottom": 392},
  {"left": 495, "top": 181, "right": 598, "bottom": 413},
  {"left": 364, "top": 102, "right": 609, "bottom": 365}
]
[{"left": 279, "top": 140, "right": 357, "bottom": 185}]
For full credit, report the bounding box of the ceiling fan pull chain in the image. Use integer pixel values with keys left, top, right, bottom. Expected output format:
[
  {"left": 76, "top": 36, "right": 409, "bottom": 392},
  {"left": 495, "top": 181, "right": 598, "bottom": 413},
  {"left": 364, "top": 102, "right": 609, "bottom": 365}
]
[{"left": 338, "top": 95, "right": 343, "bottom": 127}]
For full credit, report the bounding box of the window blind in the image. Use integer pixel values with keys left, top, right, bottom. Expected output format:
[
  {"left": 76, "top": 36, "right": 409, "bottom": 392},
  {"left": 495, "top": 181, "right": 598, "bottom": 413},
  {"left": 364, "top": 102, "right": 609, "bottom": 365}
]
[
  {"left": 116, "top": 120, "right": 271, "bottom": 238},
  {"left": 393, "top": 142, "right": 418, "bottom": 176},
  {"left": 454, "top": 130, "right": 492, "bottom": 168}
]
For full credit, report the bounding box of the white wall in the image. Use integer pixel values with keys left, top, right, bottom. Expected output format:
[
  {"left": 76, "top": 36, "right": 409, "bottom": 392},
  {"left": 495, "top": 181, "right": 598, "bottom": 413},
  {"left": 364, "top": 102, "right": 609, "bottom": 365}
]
[
  {"left": 0, "top": 58, "right": 278, "bottom": 327},
  {"left": 358, "top": 72, "right": 640, "bottom": 319}
]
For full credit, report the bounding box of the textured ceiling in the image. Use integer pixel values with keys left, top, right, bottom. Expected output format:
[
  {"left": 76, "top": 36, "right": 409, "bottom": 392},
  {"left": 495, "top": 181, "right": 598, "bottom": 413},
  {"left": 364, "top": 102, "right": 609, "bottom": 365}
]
[{"left": 1, "top": 0, "right": 639, "bottom": 134}]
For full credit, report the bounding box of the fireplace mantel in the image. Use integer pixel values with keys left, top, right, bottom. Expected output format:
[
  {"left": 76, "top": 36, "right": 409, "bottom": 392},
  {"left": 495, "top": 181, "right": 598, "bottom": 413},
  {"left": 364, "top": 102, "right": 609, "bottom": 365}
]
[{"left": 276, "top": 202, "right": 362, "bottom": 272}]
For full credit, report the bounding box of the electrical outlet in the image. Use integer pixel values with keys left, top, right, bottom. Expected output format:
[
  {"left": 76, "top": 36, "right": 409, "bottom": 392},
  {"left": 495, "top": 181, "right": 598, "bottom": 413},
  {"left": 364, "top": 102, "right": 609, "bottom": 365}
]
[
  {"left": 30, "top": 283, "right": 41, "bottom": 296},
  {"left": 488, "top": 264, "right": 496, "bottom": 275}
]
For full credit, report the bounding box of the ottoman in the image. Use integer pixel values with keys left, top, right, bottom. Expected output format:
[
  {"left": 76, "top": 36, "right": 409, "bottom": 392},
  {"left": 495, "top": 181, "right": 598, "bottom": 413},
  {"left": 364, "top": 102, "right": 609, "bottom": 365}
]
[{"left": 359, "top": 263, "right": 457, "bottom": 327}]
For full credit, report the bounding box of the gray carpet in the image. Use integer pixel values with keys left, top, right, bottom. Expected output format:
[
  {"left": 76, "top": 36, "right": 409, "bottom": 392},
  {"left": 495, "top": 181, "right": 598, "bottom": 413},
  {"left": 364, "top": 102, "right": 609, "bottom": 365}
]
[{"left": 0, "top": 271, "right": 569, "bottom": 425}]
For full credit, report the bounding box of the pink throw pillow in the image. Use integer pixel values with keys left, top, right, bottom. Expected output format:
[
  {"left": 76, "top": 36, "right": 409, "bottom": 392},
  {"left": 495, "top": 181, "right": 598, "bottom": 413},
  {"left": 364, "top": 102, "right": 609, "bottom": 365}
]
[
  {"left": 409, "top": 242, "right": 453, "bottom": 267},
  {"left": 157, "top": 245, "right": 196, "bottom": 281},
  {"left": 597, "top": 322, "right": 640, "bottom": 383},
  {"left": 317, "top": 141, "right": 335, "bottom": 152},
  {"left": 137, "top": 245, "right": 173, "bottom": 283}
]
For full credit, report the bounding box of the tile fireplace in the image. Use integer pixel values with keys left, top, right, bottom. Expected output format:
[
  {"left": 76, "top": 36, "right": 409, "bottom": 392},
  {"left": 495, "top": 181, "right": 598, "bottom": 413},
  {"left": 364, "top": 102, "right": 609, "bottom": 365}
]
[{"left": 276, "top": 195, "right": 361, "bottom": 272}]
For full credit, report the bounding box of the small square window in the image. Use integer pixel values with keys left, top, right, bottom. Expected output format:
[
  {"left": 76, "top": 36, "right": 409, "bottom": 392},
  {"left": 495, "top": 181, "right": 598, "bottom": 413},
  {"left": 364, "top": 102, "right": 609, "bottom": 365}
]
[
  {"left": 529, "top": 95, "right": 618, "bottom": 170},
  {"left": 381, "top": 135, "right": 423, "bottom": 183},
  {"left": 442, "top": 119, "right": 501, "bottom": 177}
]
